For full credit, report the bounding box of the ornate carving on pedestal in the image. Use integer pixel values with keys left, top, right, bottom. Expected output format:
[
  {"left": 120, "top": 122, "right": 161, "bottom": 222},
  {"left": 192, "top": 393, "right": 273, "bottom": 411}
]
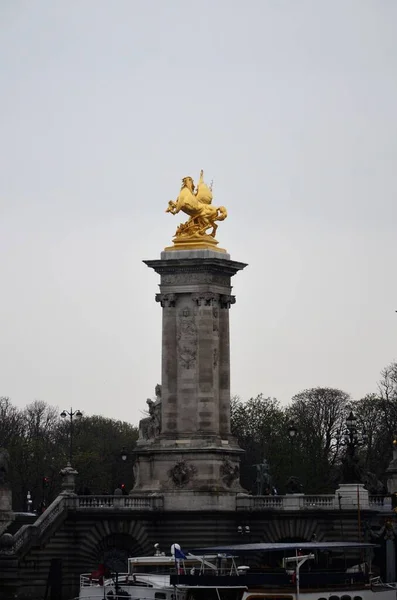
[
  {"left": 192, "top": 292, "right": 219, "bottom": 306},
  {"left": 212, "top": 307, "right": 219, "bottom": 334},
  {"left": 220, "top": 459, "right": 240, "bottom": 487},
  {"left": 155, "top": 293, "right": 176, "bottom": 308},
  {"left": 178, "top": 346, "right": 196, "bottom": 369},
  {"left": 213, "top": 348, "right": 219, "bottom": 368},
  {"left": 220, "top": 294, "right": 236, "bottom": 309},
  {"left": 161, "top": 272, "right": 231, "bottom": 286},
  {"left": 178, "top": 309, "right": 197, "bottom": 337},
  {"left": 169, "top": 461, "right": 197, "bottom": 487},
  {"left": 177, "top": 304, "right": 197, "bottom": 369}
]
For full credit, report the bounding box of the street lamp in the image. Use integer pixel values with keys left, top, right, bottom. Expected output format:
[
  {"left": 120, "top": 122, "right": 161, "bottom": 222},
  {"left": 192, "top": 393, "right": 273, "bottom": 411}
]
[
  {"left": 237, "top": 525, "right": 250, "bottom": 535},
  {"left": 120, "top": 447, "right": 128, "bottom": 462},
  {"left": 60, "top": 408, "right": 82, "bottom": 466},
  {"left": 336, "top": 411, "right": 367, "bottom": 448},
  {"left": 336, "top": 410, "right": 368, "bottom": 483},
  {"left": 288, "top": 421, "right": 298, "bottom": 439},
  {"left": 287, "top": 421, "right": 298, "bottom": 476}
]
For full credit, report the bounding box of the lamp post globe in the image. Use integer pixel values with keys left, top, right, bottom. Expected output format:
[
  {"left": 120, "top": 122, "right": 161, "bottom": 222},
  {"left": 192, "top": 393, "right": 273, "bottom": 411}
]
[{"left": 60, "top": 408, "right": 83, "bottom": 466}]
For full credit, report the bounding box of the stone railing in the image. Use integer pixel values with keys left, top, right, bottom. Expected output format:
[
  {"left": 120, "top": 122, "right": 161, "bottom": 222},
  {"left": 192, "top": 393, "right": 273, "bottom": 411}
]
[
  {"left": 12, "top": 493, "right": 65, "bottom": 554},
  {"left": 5, "top": 491, "right": 390, "bottom": 555},
  {"left": 302, "top": 495, "right": 336, "bottom": 509},
  {"left": 65, "top": 494, "right": 164, "bottom": 510},
  {"left": 369, "top": 495, "right": 392, "bottom": 510},
  {"left": 237, "top": 494, "right": 337, "bottom": 511},
  {"left": 236, "top": 493, "right": 392, "bottom": 511},
  {"left": 9, "top": 493, "right": 164, "bottom": 556}
]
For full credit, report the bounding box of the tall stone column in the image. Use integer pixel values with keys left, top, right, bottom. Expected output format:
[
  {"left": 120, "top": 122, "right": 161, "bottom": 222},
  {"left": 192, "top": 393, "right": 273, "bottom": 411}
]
[{"left": 133, "top": 249, "right": 247, "bottom": 510}]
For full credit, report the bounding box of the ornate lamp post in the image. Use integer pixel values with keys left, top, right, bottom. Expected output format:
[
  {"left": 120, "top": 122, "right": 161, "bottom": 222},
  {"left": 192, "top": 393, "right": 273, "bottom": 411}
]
[
  {"left": 60, "top": 408, "right": 82, "bottom": 466},
  {"left": 336, "top": 410, "right": 368, "bottom": 483}
]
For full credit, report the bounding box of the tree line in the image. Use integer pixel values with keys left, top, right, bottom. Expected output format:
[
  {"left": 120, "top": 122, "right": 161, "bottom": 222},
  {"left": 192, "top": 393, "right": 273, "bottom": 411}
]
[
  {"left": 232, "top": 361, "right": 397, "bottom": 495},
  {"left": 1, "top": 361, "right": 396, "bottom": 510},
  {"left": 0, "top": 398, "right": 138, "bottom": 511}
]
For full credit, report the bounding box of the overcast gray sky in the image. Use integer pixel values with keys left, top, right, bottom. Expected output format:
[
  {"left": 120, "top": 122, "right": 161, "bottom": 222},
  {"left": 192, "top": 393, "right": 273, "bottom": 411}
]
[{"left": 1, "top": 0, "right": 396, "bottom": 426}]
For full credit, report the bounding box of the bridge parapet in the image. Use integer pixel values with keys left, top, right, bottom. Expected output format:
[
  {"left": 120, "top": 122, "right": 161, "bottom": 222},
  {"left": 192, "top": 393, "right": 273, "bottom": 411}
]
[
  {"left": 66, "top": 494, "right": 164, "bottom": 510},
  {"left": 369, "top": 495, "right": 391, "bottom": 510},
  {"left": 12, "top": 494, "right": 65, "bottom": 554},
  {"left": 236, "top": 494, "right": 392, "bottom": 511},
  {"left": 8, "top": 494, "right": 164, "bottom": 556}
]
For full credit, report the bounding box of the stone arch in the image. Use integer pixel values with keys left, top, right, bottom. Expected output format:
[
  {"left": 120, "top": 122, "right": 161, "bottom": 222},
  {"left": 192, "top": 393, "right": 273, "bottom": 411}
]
[
  {"left": 96, "top": 533, "right": 143, "bottom": 572},
  {"left": 259, "top": 518, "right": 323, "bottom": 543},
  {"left": 77, "top": 519, "right": 151, "bottom": 570}
]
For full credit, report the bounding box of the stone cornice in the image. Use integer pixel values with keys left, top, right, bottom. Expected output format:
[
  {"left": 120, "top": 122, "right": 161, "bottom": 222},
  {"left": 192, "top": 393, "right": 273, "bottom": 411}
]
[{"left": 144, "top": 258, "right": 247, "bottom": 278}]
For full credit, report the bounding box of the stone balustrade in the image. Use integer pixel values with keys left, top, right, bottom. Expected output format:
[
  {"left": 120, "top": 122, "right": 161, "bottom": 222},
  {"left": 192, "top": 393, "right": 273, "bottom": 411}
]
[
  {"left": 65, "top": 494, "right": 164, "bottom": 510},
  {"left": 236, "top": 493, "right": 392, "bottom": 511},
  {"left": 4, "top": 492, "right": 391, "bottom": 557},
  {"left": 8, "top": 494, "right": 164, "bottom": 556}
]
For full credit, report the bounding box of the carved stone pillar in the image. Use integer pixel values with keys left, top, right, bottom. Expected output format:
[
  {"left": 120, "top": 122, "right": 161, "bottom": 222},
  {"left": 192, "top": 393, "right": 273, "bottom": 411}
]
[{"left": 133, "top": 249, "right": 247, "bottom": 509}]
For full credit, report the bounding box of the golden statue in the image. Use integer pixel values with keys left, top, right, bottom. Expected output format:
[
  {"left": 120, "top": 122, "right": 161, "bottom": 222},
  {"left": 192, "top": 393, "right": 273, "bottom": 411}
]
[{"left": 165, "top": 170, "right": 227, "bottom": 252}]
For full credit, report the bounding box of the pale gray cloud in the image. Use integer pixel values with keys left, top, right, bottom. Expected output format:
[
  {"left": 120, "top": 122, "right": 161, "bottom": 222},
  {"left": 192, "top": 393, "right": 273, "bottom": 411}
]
[{"left": 1, "top": 0, "right": 396, "bottom": 425}]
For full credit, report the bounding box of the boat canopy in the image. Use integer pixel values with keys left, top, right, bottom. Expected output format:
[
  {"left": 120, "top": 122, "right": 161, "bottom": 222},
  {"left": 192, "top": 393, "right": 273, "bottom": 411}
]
[{"left": 189, "top": 542, "right": 379, "bottom": 554}]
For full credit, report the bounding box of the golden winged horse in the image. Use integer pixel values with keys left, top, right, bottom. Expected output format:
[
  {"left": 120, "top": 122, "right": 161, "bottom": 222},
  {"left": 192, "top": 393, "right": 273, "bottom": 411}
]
[{"left": 166, "top": 170, "right": 227, "bottom": 238}]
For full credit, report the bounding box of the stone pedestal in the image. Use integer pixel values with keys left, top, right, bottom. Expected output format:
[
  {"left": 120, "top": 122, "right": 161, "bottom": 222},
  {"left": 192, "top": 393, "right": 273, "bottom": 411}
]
[
  {"left": 284, "top": 494, "right": 305, "bottom": 511},
  {"left": 60, "top": 463, "right": 78, "bottom": 494},
  {"left": 336, "top": 483, "right": 369, "bottom": 509},
  {"left": 133, "top": 249, "right": 247, "bottom": 509}
]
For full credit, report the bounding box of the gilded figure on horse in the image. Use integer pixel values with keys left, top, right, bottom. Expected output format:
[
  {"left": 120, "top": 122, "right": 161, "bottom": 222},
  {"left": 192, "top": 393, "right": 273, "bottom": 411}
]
[{"left": 166, "top": 170, "right": 227, "bottom": 242}]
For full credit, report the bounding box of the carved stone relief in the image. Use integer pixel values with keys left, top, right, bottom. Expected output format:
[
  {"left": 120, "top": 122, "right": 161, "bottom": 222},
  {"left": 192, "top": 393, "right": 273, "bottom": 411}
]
[
  {"left": 213, "top": 308, "right": 219, "bottom": 333},
  {"left": 177, "top": 304, "right": 197, "bottom": 369},
  {"left": 220, "top": 294, "right": 236, "bottom": 309},
  {"left": 220, "top": 459, "right": 240, "bottom": 487},
  {"left": 168, "top": 460, "right": 197, "bottom": 487},
  {"left": 155, "top": 293, "right": 176, "bottom": 308},
  {"left": 192, "top": 292, "right": 219, "bottom": 307},
  {"left": 178, "top": 346, "right": 196, "bottom": 369},
  {"left": 161, "top": 273, "right": 230, "bottom": 286},
  {"left": 213, "top": 348, "right": 218, "bottom": 368}
]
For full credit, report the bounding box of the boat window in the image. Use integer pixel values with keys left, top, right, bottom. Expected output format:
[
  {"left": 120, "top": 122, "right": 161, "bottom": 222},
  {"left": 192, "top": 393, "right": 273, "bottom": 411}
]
[
  {"left": 155, "top": 594, "right": 167, "bottom": 600},
  {"left": 318, "top": 597, "right": 327, "bottom": 600},
  {"left": 341, "top": 595, "right": 351, "bottom": 600},
  {"left": 353, "top": 597, "right": 363, "bottom": 600},
  {"left": 329, "top": 595, "right": 340, "bottom": 600}
]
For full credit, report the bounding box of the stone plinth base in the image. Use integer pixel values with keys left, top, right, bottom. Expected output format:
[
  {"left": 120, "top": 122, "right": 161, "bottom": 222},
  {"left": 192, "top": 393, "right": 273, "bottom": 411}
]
[
  {"left": 60, "top": 463, "right": 78, "bottom": 494},
  {"left": 133, "top": 444, "right": 243, "bottom": 497},
  {"left": 164, "top": 236, "right": 227, "bottom": 254},
  {"left": 336, "top": 483, "right": 369, "bottom": 509},
  {"left": 283, "top": 493, "right": 305, "bottom": 511},
  {"left": 161, "top": 490, "right": 237, "bottom": 511}
]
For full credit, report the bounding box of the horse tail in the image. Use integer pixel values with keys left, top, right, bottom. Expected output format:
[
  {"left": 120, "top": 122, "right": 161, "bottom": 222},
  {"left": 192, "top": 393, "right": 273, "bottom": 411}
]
[{"left": 216, "top": 206, "right": 228, "bottom": 221}]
